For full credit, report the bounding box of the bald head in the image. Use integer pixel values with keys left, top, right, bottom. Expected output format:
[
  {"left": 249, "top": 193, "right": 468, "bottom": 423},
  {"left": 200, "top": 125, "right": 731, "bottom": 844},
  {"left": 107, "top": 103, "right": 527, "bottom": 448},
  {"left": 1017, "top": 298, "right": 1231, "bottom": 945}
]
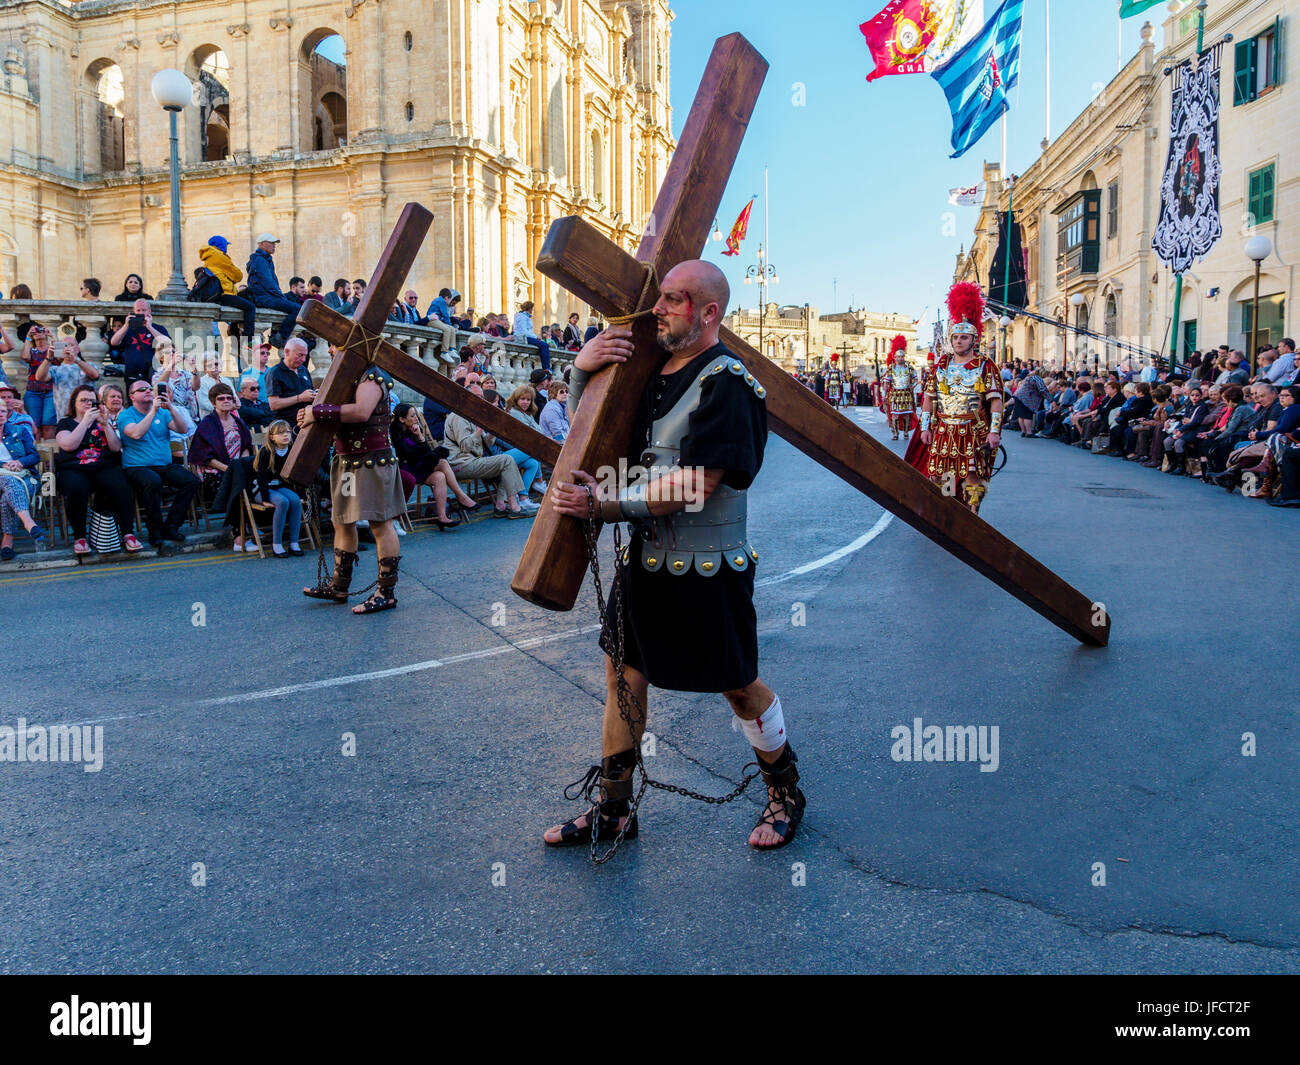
[
  {"left": 654, "top": 260, "right": 729, "bottom": 356},
  {"left": 664, "top": 260, "right": 730, "bottom": 317}
]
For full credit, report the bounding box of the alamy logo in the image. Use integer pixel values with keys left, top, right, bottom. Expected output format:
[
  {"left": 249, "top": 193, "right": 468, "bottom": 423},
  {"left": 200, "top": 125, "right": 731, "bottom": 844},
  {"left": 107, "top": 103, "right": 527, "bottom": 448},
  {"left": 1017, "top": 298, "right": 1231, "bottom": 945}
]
[
  {"left": 0, "top": 719, "right": 104, "bottom": 773},
  {"left": 50, "top": 997, "right": 151, "bottom": 1045},
  {"left": 890, "top": 716, "right": 999, "bottom": 773}
]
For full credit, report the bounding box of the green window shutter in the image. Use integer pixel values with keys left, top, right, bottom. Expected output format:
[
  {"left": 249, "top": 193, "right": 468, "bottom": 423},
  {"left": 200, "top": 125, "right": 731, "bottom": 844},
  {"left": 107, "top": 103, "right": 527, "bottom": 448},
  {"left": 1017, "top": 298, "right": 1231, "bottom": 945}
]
[
  {"left": 1234, "top": 38, "right": 1257, "bottom": 104},
  {"left": 1261, "top": 165, "right": 1275, "bottom": 223},
  {"left": 1275, "top": 17, "right": 1286, "bottom": 87},
  {"left": 1248, "top": 169, "right": 1261, "bottom": 220}
]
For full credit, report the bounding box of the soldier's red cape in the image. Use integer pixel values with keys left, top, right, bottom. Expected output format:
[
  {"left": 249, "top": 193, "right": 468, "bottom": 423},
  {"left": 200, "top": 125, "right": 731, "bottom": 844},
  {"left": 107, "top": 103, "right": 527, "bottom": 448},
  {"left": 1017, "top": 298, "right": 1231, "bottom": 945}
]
[{"left": 903, "top": 420, "right": 929, "bottom": 473}]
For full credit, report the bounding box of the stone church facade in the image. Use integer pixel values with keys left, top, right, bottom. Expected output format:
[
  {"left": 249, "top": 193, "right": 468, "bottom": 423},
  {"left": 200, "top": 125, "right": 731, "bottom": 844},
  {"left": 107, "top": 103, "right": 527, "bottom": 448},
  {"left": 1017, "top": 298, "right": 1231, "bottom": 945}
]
[{"left": 0, "top": 0, "right": 675, "bottom": 322}]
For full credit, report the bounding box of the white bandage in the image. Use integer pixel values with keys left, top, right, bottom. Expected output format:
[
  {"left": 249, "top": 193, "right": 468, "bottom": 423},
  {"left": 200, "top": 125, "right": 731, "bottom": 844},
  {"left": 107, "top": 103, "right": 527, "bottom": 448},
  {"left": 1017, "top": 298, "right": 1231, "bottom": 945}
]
[{"left": 732, "top": 696, "right": 787, "bottom": 753}]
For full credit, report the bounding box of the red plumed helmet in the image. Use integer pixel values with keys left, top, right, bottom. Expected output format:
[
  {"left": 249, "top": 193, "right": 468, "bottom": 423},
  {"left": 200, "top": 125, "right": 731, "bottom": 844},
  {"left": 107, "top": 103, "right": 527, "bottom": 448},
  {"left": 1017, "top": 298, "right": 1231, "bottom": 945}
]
[
  {"left": 947, "top": 282, "right": 986, "bottom": 341},
  {"left": 889, "top": 335, "right": 908, "bottom": 356},
  {"left": 829, "top": 352, "right": 839, "bottom": 362}
]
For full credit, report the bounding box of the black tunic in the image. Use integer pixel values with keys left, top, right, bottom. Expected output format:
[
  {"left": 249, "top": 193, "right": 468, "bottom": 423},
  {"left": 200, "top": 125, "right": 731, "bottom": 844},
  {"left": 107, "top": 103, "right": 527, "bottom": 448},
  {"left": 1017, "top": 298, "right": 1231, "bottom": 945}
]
[{"left": 599, "top": 343, "right": 768, "bottom": 693}]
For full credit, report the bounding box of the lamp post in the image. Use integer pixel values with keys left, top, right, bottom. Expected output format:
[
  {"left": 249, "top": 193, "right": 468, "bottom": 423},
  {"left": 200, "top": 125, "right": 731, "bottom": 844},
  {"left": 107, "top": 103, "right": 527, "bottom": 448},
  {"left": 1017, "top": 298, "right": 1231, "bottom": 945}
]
[
  {"left": 744, "top": 242, "right": 778, "bottom": 360},
  {"left": 1070, "top": 292, "right": 1088, "bottom": 374},
  {"left": 151, "top": 68, "right": 194, "bottom": 301},
  {"left": 1245, "top": 235, "right": 1273, "bottom": 379},
  {"left": 999, "top": 314, "right": 1013, "bottom": 365}
]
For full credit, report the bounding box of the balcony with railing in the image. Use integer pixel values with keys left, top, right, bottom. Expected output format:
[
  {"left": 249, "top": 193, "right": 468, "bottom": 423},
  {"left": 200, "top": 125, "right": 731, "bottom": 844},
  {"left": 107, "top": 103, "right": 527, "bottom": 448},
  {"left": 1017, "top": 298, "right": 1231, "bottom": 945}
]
[{"left": 0, "top": 300, "right": 569, "bottom": 404}]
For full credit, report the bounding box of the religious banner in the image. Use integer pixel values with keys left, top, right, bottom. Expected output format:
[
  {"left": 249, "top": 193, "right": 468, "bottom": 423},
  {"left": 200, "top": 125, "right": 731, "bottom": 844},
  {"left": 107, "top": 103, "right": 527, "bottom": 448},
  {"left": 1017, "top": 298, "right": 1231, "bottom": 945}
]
[
  {"left": 860, "top": 0, "right": 985, "bottom": 81},
  {"left": 1152, "top": 44, "right": 1224, "bottom": 275}
]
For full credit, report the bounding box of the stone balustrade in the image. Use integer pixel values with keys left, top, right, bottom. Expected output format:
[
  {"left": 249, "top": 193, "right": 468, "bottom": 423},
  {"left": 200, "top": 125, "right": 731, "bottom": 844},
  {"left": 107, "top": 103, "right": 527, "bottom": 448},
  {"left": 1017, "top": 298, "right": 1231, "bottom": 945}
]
[{"left": 0, "top": 300, "right": 570, "bottom": 402}]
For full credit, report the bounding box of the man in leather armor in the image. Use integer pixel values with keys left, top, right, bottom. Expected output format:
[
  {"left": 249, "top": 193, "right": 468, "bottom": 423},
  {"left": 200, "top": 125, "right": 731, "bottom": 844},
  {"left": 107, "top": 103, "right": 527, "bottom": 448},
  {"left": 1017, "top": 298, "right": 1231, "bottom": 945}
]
[
  {"left": 298, "top": 367, "right": 407, "bottom": 613},
  {"left": 543, "top": 259, "right": 806, "bottom": 852},
  {"left": 920, "top": 283, "right": 1004, "bottom": 515}
]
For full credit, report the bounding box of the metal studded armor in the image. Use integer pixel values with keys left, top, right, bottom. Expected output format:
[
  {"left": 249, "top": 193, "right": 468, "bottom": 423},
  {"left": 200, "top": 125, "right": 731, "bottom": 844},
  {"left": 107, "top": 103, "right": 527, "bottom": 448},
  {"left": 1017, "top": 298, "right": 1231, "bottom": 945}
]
[
  {"left": 635, "top": 353, "right": 765, "bottom": 578},
  {"left": 334, "top": 369, "right": 399, "bottom": 474}
]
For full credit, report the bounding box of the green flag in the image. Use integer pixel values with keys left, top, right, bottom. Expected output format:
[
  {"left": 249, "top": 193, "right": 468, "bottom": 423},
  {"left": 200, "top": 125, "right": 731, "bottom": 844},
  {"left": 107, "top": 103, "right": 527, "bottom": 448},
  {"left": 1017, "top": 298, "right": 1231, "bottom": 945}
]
[{"left": 1119, "top": 0, "right": 1165, "bottom": 16}]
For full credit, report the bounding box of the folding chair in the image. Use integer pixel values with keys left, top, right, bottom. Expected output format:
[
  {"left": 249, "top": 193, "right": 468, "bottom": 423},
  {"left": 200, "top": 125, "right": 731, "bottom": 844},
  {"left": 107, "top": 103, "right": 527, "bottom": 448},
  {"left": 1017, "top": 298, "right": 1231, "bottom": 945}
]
[{"left": 34, "top": 443, "right": 68, "bottom": 545}]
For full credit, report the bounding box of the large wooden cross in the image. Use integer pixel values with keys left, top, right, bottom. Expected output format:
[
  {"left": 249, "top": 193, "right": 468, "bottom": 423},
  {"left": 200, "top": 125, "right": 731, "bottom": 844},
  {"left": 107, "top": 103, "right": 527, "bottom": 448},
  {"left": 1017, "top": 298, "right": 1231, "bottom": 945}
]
[
  {"left": 509, "top": 32, "right": 1110, "bottom": 647},
  {"left": 281, "top": 203, "right": 561, "bottom": 487}
]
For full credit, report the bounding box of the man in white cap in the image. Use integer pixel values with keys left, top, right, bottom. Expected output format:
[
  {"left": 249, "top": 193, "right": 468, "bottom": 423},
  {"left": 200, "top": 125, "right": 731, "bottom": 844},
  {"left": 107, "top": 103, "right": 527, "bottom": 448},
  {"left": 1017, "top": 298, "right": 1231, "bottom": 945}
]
[{"left": 246, "top": 233, "right": 301, "bottom": 349}]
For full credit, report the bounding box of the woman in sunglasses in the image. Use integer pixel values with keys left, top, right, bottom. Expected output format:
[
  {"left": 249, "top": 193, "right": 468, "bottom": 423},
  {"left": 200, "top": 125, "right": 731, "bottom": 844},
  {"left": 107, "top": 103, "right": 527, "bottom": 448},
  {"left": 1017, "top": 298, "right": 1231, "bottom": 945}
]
[{"left": 188, "top": 382, "right": 257, "bottom": 551}]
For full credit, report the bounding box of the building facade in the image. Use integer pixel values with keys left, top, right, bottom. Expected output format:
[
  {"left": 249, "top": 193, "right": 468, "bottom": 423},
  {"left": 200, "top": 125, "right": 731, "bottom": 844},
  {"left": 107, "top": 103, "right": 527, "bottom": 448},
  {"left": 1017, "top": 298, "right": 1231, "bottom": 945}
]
[
  {"left": 724, "top": 302, "right": 917, "bottom": 376},
  {"left": 0, "top": 0, "right": 675, "bottom": 322},
  {"left": 955, "top": 0, "right": 1294, "bottom": 370}
]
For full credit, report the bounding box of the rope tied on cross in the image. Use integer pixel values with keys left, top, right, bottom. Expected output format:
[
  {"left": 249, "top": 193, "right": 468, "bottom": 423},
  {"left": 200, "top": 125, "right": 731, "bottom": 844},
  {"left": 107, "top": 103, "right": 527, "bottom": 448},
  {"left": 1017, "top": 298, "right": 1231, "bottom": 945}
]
[
  {"left": 339, "top": 318, "right": 388, "bottom": 365},
  {"left": 604, "top": 263, "right": 660, "bottom": 327}
]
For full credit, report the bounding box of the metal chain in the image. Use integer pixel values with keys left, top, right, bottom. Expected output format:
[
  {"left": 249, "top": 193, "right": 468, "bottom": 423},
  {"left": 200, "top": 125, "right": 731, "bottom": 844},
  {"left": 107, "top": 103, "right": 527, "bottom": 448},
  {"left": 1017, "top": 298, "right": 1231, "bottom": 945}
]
[
  {"left": 305, "top": 479, "right": 393, "bottom": 600},
  {"left": 578, "top": 491, "right": 758, "bottom": 866}
]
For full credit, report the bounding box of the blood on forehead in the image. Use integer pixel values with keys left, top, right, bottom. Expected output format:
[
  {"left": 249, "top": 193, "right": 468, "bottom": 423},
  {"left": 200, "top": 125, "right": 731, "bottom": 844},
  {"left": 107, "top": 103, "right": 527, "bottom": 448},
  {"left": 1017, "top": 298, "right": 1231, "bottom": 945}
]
[{"left": 656, "top": 284, "right": 696, "bottom": 320}]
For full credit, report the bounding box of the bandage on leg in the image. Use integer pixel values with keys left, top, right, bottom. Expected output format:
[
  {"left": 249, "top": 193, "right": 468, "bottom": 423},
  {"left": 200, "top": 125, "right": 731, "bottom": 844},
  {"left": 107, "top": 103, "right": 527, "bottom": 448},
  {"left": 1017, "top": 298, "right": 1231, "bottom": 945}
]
[{"left": 733, "top": 696, "right": 787, "bottom": 753}]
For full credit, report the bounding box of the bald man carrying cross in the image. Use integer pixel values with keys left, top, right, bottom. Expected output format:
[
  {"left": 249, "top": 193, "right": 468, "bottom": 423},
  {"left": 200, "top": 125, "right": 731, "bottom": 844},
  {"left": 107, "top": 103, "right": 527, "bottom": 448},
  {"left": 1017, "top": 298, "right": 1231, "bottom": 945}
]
[{"left": 544, "top": 259, "right": 804, "bottom": 851}]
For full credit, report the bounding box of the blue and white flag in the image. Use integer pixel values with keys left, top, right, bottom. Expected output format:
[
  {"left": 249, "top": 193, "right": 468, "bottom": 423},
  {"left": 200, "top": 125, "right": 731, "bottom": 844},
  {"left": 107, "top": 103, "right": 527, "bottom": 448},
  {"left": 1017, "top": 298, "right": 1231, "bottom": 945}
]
[{"left": 931, "top": 0, "right": 1024, "bottom": 159}]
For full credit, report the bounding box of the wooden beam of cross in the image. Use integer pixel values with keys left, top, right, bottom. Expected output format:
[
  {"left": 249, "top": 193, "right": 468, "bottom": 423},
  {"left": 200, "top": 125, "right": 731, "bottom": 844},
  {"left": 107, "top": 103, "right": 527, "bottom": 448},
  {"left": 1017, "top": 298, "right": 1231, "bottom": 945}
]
[
  {"left": 509, "top": 32, "right": 771, "bottom": 614},
  {"left": 527, "top": 214, "right": 1110, "bottom": 647},
  {"left": 282, "top": 203, "right": 560, "bottom": 486},
  {"left": 510, "top": 35, "right": 1109, "bottom": 647}
]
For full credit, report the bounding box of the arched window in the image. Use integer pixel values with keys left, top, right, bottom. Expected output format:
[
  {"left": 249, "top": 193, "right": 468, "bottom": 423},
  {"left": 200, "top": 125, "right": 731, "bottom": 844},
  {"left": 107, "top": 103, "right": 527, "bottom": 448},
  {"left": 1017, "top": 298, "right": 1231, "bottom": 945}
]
[
  {"left": 1103, "top": 292, "right": 1118, "bottom": 339},
  {"left": 589, "top": 130, "right": 604, "bottom": 203},
  {"left": 186, "top": 46, "right": 232, "bottom": 163},
  {"left": 301, "top": 31, "right": 347, "bottom": 153},
  {"left": 85, "top": 59, "right": 125, "bottom": 174}
]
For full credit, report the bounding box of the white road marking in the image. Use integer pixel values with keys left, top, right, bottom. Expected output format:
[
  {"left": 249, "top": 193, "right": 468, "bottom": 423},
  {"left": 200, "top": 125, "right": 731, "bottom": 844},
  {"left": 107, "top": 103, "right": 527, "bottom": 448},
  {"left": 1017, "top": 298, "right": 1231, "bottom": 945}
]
[
  {"left": 104, "top": 515, "right": 899, "bottom": 712},
  {"left": 755, "top": 512, "right": 894, "bottom": 587},
  {"left": 197, "top": 623, "right": 606, "bottom": 706}
]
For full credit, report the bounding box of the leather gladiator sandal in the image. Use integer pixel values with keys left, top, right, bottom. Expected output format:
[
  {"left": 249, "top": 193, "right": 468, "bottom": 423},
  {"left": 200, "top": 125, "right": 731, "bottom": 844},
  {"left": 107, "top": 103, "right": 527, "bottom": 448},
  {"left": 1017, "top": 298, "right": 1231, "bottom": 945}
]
[
  {"left": 545, "top": 750, "right": 639, "bottom": 847},
  {"left": 354, "top": 555, "right": 400, "bottom": 614},
  {"left": 749, "top": 745, "right": 806, "bottom": 850},
  {"left": 303, "top": 549, "right": 359, "bottom": 603}
]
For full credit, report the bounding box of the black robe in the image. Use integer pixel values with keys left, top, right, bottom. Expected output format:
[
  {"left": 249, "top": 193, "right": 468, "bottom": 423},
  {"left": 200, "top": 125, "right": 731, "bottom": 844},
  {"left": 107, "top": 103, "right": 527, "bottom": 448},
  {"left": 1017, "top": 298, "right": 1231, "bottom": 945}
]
[{"left": 599, "top": 343, "right": 768, "bottom": 693}]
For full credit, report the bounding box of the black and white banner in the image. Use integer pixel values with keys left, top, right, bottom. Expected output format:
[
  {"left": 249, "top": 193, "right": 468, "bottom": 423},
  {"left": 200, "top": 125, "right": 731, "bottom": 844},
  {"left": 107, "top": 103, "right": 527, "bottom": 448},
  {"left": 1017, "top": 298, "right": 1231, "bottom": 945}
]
[{"left": 1152, "top": 43, "right": 1224, "bottom": 274}]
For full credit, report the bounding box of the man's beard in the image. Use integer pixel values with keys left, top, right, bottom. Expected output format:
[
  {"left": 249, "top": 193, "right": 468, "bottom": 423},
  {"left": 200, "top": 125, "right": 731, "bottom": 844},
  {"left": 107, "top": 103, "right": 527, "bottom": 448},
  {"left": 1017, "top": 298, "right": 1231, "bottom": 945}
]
[{"left": 658, "top": 315, "right": 703, "bottom": 353}]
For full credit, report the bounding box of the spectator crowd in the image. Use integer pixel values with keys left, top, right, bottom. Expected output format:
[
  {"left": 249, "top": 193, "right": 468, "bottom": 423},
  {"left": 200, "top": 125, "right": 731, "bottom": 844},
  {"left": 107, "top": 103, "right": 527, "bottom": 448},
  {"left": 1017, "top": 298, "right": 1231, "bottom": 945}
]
[
  {"left": 0, "top": 234, "right": 597, "bottom": 561},
  {"left": 1001, "top": 340, "right": 1300, "bottom": 509}
]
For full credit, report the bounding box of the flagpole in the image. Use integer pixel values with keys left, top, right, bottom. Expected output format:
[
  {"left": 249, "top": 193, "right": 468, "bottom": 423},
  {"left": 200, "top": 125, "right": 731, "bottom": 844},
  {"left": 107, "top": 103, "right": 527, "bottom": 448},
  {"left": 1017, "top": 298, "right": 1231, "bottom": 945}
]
[
  {"left": 1117, "top": 0, "right": 1123, "bottom": 72},
  {"left": 1043, "top": 0, "right": 1052, "bottom": 149}
]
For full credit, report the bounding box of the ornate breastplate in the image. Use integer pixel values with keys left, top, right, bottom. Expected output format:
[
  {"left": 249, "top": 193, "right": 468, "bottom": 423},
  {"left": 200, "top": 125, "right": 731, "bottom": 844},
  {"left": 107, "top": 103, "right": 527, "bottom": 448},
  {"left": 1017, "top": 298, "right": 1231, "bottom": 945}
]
[{"left": 935, "top": 359, "right": 986, "bottom": 418}]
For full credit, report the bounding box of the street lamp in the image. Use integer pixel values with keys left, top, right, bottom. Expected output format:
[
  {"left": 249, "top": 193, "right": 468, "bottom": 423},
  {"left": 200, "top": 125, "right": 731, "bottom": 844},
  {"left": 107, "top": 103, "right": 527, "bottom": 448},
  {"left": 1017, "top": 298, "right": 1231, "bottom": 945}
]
[
  {"left": 1070, "top": 292, "right": 1087, "bottom": 374},
  {"left": 999, "top": 314, "right": 1013, "bottom": 365},
  {"left": 1245, "top": 234, "right": 1273, "bottom": 378},
  {"left": 151, "top": 68, "right": 194, "bottom": 301},
  {"left": 744, "top": 242, "right": 778, "bottom": 360}
]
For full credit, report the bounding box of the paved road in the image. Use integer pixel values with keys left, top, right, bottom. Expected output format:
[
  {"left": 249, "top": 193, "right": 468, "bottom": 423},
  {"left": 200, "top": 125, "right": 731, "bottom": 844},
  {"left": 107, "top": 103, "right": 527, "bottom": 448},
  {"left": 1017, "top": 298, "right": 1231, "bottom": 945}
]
[{"left": 2, "top": 407, "right": 1296, "bottom": 974}]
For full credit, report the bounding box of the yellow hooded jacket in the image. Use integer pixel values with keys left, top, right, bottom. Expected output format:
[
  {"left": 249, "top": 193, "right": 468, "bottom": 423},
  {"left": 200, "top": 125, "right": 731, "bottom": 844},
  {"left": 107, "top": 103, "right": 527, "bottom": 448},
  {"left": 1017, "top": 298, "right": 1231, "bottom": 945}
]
[{"left": 199, "top": 245, "right": 243, "bottom": 296}]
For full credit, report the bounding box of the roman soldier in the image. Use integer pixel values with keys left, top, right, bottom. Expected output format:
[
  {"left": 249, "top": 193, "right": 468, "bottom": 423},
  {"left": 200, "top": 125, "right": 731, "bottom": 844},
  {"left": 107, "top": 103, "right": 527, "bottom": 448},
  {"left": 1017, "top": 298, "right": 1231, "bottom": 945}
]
[
  {"left": 824, "top": 353, "right": 845, "bottom": 407},
  {"left": 883, "top": 335, "right": 916, "bottom": 440},
  {"left": 299, "top": 366, "right": 408, "bottom": 613},
  {"left": 920, "top": 283, "right": 1004, "bottom": 515},
  {"left": 545, "top": 259, "right": 805, "bottom": 853}
]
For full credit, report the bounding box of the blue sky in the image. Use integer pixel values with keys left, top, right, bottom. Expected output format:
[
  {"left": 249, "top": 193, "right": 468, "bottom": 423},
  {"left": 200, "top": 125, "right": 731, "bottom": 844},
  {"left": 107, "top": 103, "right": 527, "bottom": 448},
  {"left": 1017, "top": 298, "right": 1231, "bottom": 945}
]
[{"left": 668, "top": 0, "right": 1161, "bottom": 330}]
